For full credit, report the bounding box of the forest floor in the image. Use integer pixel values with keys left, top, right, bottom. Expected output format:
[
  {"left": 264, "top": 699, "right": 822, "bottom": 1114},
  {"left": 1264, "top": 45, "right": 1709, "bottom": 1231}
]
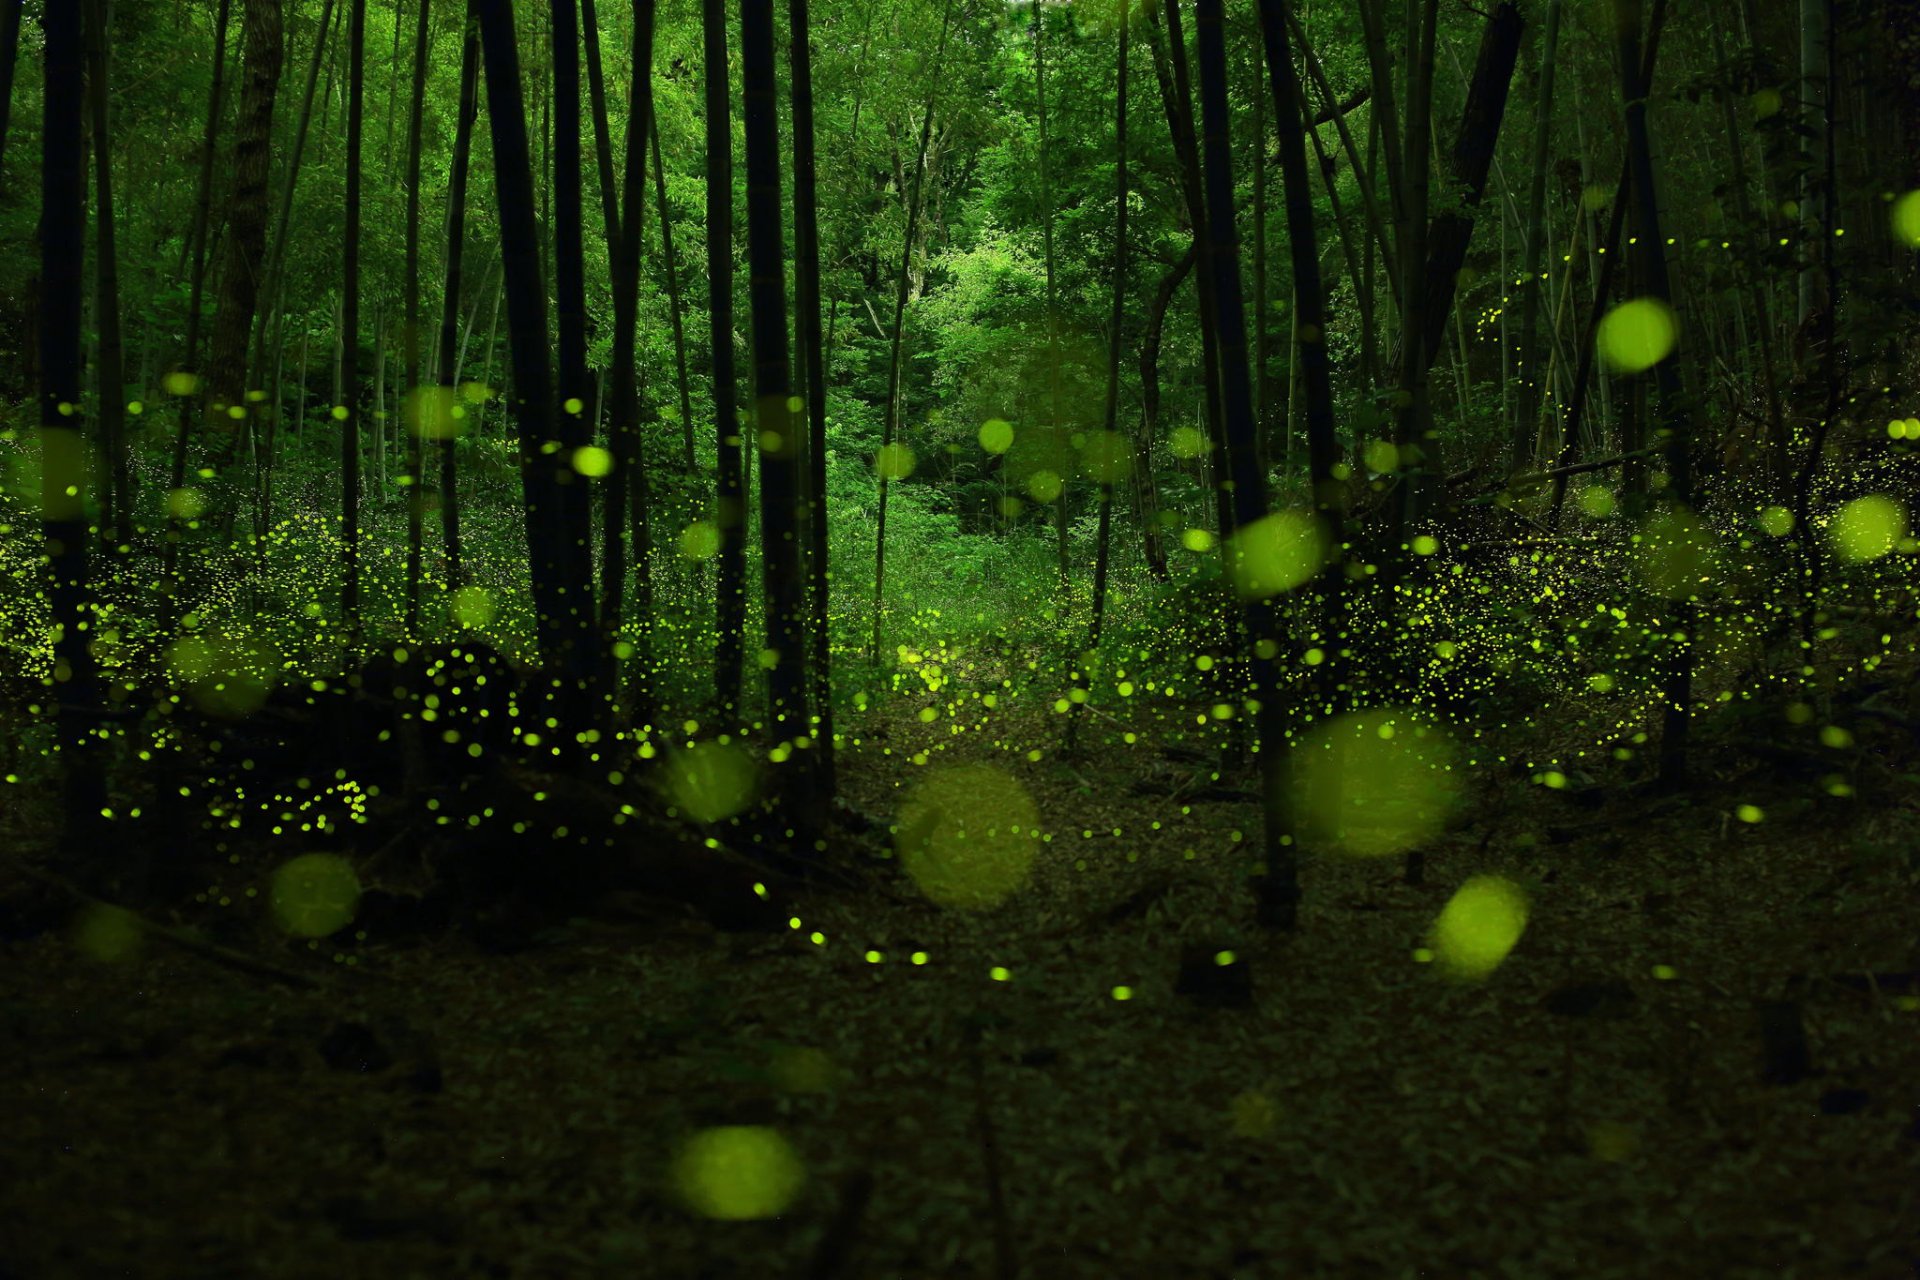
[{"left": 3, "top": 667, "right": 1919, "bottom": 1280}]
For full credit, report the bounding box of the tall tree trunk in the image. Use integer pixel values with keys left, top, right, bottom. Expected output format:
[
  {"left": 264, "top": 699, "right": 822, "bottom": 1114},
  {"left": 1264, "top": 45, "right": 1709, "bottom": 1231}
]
[
  {"left": 1137, "top": 245, "right": 1195, "bottom": 580},
  {"left": 1195, "top": 0, "right": 1277, "bottom": 927},
  {"left": 602, "top": 0, "right": 656, "bottom": 729},
  {"left": 402, "top": 0, "right": 431, "bottom": 633},
  {"left": 1614, "top": 0, "right": 1692, "bottom": 788},
  {"left": 1146, "top": 0, "right": 1231, "bottom": 540},
  {"left": 478, "top": 0, "right": 577, "bottom": 686},
  {"left": 205, "top": 0, "right": 284, "bottom": 476},
  {"left": 742, "top": 0, "right": 809, "bottom": 749},
  {"left": 1797, "top": 0, "right": 1830, "bottom": 333},
  {"left": 249, "top": 0, "right": 335, "bottom": 403},
  {"left": 341, "top": 0, "right": 365, "bottom": 639},
  {"left": 871, "top": 0, "right": 955, "bottom": 665},
  {"left": 41, "top": 0, "right": 105, "bottom": 862},
  {"left": 651, "top": 118, "right": 697, "bottom": 473},
  {"left": 581, "top": 0, "right": 622, "bottom": 255},
  {"left": 1509, "top": 0, "right": 1560, "bottom": 473},
  {"left": 164, "top": 0, "right": 232, "bottom": 589},
  {"left": 703, "top": 0, "right": 744, "bottom": 718},
  {"left": 552, "top": 0, "right": 597, "bottom": 691},
  {"left": 85, "top": 0, "right": 128, "bottom": 552},
  {"left": 0, "top": 0, "right": 22, "bottom": 188},
  {"left": 437, "top": 2, "right": 480, "bottom": 588},
  {"left": 1036, "top": 0, "right": 1068, "bottom": 587},
  {"left": 1089, "top": 0, "right": 1128, "bottom": 650},
  {"left": 789, "top": 0, "right": 835, "bottom": 796}
]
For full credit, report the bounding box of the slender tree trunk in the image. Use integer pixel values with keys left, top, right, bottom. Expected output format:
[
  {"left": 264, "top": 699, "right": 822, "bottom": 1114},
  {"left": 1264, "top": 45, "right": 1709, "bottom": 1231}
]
[
  {"left": 437, "top": 2, "right": 480, "bottom": 588},
  {"left": 1510, "top": 0, "right": 1560, "bottom": 472},
  {"left": 742, "top": 0, "right": 809, "bottom": 749},
  {"left": 341, "top": 0, "right": 364, "bottom": 640},
  {"left": 602, "top": 0, "right": 656, "bottom": 729},
  {"left": 249, "top": 0, "right": 335, "bottom": 403},
  {"left": 871, "top": 0, "right": 955, "bottom": 665},
  {"left": 1089, "top": 0, "right": 1128, "bottom": 650},
  {"left": 552, "top": 0, "right": 597, "bottom": 692},
  {"left": 1035, "top": 0, "right": 1068, "bottom": 588},
  {"left": 789, "top": 0, "right": 835, "bottom": 795},
  {"left": 479, "top": 0, "right": 577, "bottom": 686},
  {"left": 0, "top": 0, "right": 22, "bottom": 188},
  {"left": 85, "top": 0, "right": 128, "bottom": 552},
  {"left": 1615, "top": 0, "right": 1691, "bottom": 787},
  {"left": 651, "top": 118, "right": 697, "bottom": 473},
  {"left": 1388, "top": 0, "right": 1436, "bottom": 549},
  {"left": 402, "top": 0, "right": 431, "bottom": 633},
  {"left": 1251, "top": 25, "right": 1267, "bottom": 473},
  {"left": 41, "top": 0, "right": 105, "bottom": 861},
  {"left": 703, "top": 0, "right": 744, "bottom": 718},
  {"left": 1136, "top": 246, "right": 1193, "bottom": 579},
  {"left": 1146, "top": 0, "right": 1231, "bottom": 540},
  {"left": 1797, "top": 0, "right": 1830, "bottom": 333},
  {"left": 205, "top": 0, "right": 284, "bottom": 476},
  {"left": 163, "top": 0, "right": 233, "bottom": 588},
  {"left": 581, "top": 0, "right": 622, "bottom": 254},
  {"left": 1196, "top": 0, "right": 1278, "bottom": 928}
]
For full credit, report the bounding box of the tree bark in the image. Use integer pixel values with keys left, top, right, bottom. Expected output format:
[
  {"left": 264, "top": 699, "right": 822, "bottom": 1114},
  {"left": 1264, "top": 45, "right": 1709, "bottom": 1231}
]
[
  {"left": 85, "top": 0, "right": 129, "bottom": 552},
  {"left": 437, "top": 1, "right": 481, "bottom": 587},
  {"left": 703, "top": 0, "right": 744, "bottom": 718},
  {"left": 742, "top": 0, "right": 810, "bottom": 748},
  {"left": 341, "top": 0, "right": 364, "bottom": 639},
  {"left": 871, "top": 0, "right": 955, "bottom": 665},
  {"left": 403, "top": 0, "right": 431, "bottom": 633}
]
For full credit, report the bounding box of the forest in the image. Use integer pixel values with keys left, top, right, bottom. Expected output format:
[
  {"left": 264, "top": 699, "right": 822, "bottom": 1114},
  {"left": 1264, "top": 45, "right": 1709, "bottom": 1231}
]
[{"left": 1, "top": 0, "right": 1918, "bottom": 1272}]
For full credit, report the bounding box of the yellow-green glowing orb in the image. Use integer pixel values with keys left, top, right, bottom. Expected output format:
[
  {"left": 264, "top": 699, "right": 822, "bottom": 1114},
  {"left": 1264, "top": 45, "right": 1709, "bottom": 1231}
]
[
  {"left": 167, "top": 487, "right": 208, "bottom": 520},
  {"left": 1181, "top": 527, "right": 1215, "bottom": 553},
  {"left": 1291, "top": 709, "right": 1462, "bottom": 858},
  {"left": 1827, "top": 494, "right": 1906, "bottom": 562},
  {"left": 1633, "top": 506, "right": 1721, "bottom": 599},
  {"left": 1758, "top": 505, "right": 1794, "bottom": 537},
  {"left": 678, "top": 519, "right": 722, "bottom": 562},
  {"left": 978, "top": 418, "right": 1015, "bottom": 454},
  {"left": 405, "top": 385, "right": 465, "bottom": 439},
  {"left": 896, "top": 763, "right": 1040, "bottom": 910},
  {"left": 1168, "top": 425, "right": 1208, "bottom": 459},
  {"left": 1081, "top": 431, "right": 1133, "bottom": 485},
  {"left": 1892, "top": 190, "right": 1920, "bottom": 249},
  {"left": 1430, "top": 875, "right": 1529, "bottom": 980},
  {"left": 1578, "top": 485, "right": 1616, "bottom": 519},
  {"left": 1228, "top": 510, "right": 1326, "bottom": 600},
  {"left": 163, "top": 371, "right": 200, "bottom": 396},
  {"left": 875, "top": 442, "right": 916, "bottom": 480},
  {"left": 672, "top": 1126, "right": 805, "bottom": 1220},
  {"left": 451, "top": 586, "right": 496, "bottom": 628},
  {"left": 269, "top": 854, "right": 362, "bottom": 938},
  {"left": 1596, "top": 298, "right": 1678, "bottom": 373},
  {"left": 1026, "top": 469, "right": 1063, "bottom": 503},
  {"left": 572, "top": 445, "right": 613, "bottom": 477},
  {"left": 73, "top": 903, "right": 142, "bottom": 963},
  {"left": 663, "top": 741, "right": 758, "bottom": 824}
]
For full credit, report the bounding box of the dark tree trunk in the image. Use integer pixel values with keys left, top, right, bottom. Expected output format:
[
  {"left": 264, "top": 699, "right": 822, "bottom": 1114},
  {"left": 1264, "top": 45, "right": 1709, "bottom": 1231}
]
[
  {"left": 601, "top": 0, "right": 656, "bottom": 731},
  {"left": 1615, "top": 0, "right": 1692, "bottom": 787},
  {"left": 742, "top": 0, "right": 809, "bottom": 747},
  {"left": 1136, "top": 245, "right": 1195, "bottom": 580},
  {"left": 703, "top": 0, "right": 744, "bottom": 718},
  {"left": 85, "top": 0, "right": 128, "bottom": 552},
  {"left": 164, "top": 0, "right": 232, "bottom": 588},
  {"left": 1089, "top": 1, "right": 1128, "bottom": 649},
  {"left": 789, "top": 0, "right": 836, "bottom": 797},
  {"left": 551, "top": 0, "right": 597, "bottom": 676},
  {"left": 249, "top": 0, "right": 336, "bottom": 409},
  {"left": 41, "top": 0, "right": 105, "bottom": 860},
  {"left": 205, "top": 0, "right": 283, "bottom": 465},
  {"left": 1196, "top": 0, "right": 1286, "bottom": 930},
  {"left": 651, "top": 118, "right": 697, "bottom": 473},
  {"left": 479, "top": 0, "right": 594, "bottom": 711},
  {"left": 0, "top": 0, "right": 22, "bottom": 187},
  {"left": 581, "top": 0, "right": 622, "bottom": 257},
  {"left": 1145, "top": 0, "right": 1231, "bottom": 539},
  {"left": 403, "top": 0, "right": 431, "bottom": 633},
  {"left": 871, "top": 0, "right": 954, "bottom": 665},
  {"left": 437, "top": 1, "right": 480, "bottom": 587},
  {"left": 341, "top": 0, "right": 364, "bottom": 638}
]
